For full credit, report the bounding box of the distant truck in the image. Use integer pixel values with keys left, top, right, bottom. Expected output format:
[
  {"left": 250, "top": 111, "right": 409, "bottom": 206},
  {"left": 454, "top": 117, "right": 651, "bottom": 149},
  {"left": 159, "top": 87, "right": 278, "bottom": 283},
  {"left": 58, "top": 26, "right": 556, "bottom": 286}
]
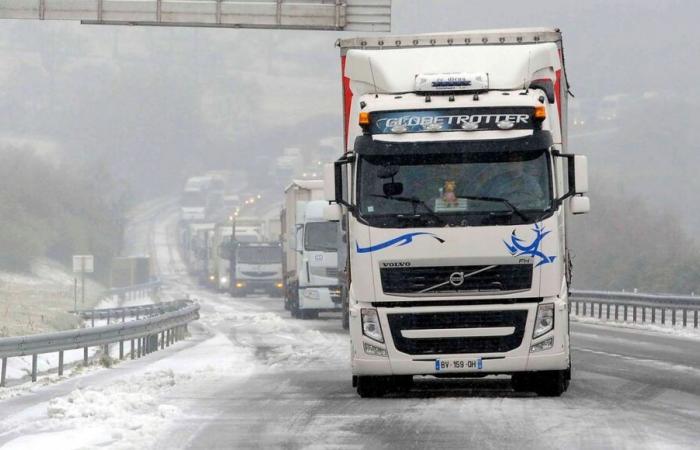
[
  {"left": 180, "top": 176, "right": 211, "bottom": 222},
  {"left": 325, "top": 29, "right": 590, "bottom": 397},
  {"left": 281, "top": 180, "right": 341, "bottom": 319},
  {"left": 228, "top": 239, "right": 284, "bottom": 297}
]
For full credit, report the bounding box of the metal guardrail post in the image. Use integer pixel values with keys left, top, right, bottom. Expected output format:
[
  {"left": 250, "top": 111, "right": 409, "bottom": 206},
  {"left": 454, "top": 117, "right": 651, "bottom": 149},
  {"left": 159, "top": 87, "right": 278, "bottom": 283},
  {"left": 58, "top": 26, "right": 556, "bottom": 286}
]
[
  {"left": 58, "top": 350, "right": 64, "bottom": 376},
  {"left": 1, "top": 357, "right": 6, "bottom": 387},
  {"left": 83, "top": 347, "right": 89, "bottom": 366},
  {"left": 31, "top": 354, "right": 38, "bottom": 382}
]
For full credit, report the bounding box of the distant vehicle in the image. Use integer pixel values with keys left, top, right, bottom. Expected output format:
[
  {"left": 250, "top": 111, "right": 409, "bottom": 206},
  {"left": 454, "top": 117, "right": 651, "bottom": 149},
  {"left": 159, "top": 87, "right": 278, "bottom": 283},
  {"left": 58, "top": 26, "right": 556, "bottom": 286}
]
[
  {"left": 228, "top": 240, "right": 284, "bottom": 297},
  {"left": 326, "top": 28, "right": 590, "bottom": 397},
  {"left": 281, "top": 180, "right": 340, "bottom": 319},
  {"left": 181, "top": 176, "right": 212, "bottom": 222},
  {"left": 209, "top": 223, "right": 234, "bottom": 291}
]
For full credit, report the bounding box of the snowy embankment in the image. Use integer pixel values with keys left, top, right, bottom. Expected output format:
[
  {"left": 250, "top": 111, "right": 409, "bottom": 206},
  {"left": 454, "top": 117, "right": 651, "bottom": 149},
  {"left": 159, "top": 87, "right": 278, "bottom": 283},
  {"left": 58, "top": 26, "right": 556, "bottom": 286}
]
[
  {"left": 1, "top": 260, "right": 158, "bottom": 385},
  {"left": 0, "top": 259, "right": 104, "bottom": 337}
]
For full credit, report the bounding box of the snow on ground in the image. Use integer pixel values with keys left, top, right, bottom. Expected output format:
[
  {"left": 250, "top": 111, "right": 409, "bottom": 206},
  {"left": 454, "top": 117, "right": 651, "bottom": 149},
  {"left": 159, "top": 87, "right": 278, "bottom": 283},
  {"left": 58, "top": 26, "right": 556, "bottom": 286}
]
[
  {"left": 0, "top": 259, "right": 104, "bottom": 337},
  {"left": 0, "top": 320, "right": 261, "bottom": 450}
]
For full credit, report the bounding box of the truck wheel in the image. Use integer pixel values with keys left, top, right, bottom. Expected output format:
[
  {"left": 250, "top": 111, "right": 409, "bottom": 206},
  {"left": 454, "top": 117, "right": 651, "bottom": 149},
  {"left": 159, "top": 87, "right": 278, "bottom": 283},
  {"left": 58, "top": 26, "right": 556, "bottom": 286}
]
[
  {"left": 533, "top": 370, "right": 570, "bottom": 397},
  {"left": 356, "top": 376, "right": 388, "bottom": 398}
]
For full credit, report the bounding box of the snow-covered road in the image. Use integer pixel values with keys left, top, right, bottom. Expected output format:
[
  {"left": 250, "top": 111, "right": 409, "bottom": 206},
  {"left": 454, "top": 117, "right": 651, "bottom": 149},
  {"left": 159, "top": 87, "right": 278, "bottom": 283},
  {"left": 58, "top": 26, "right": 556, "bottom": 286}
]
[{"left": 1, "top": 202, "right": 699, "bottom": 449}]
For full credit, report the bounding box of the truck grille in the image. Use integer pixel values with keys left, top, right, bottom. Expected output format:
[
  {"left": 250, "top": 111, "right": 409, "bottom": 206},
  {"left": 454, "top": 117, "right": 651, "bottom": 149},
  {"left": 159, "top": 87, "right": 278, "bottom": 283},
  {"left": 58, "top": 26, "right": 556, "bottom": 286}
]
[
  {"left": 240, "top": 271, "right": 277, "bottom": 278},
  {"left": 380, "top": 264, "right": 532, "bottom": 295},
  {"left": 386, "top": 310, "right": 528, "bottom": 355}
]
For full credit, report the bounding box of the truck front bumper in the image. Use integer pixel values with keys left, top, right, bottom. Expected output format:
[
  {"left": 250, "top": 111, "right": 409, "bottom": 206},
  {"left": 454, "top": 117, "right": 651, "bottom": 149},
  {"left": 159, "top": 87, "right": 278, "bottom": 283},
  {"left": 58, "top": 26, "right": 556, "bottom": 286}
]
[
  {"left": 231, "top": 279, "right": 284, "bottom": 296},
  {"left": 350, "top": 298, "right": 570, "bottom": 376}
]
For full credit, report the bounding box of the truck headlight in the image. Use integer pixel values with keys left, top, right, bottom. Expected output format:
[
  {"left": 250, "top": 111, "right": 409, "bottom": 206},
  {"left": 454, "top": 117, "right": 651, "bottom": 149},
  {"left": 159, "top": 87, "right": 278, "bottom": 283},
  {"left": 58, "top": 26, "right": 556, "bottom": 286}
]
[
  {"left": 533, "top": 303, "right": 555, "bottom": 339},
  {"left": 220, "top": 277, "right": 228, "bottom": 284},
  {"left": 361, "top": 308, "right": 384, "bottom": 343}
]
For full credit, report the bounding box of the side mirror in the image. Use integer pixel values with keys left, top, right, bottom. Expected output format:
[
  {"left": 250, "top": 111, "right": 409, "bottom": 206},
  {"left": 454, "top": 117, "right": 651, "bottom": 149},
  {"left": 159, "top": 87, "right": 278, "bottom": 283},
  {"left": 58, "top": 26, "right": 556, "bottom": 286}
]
[
  {"left": 332, "top": 153, "right": 355, "bottom": 209},
  {"left": 383, "top": 182, "right": 403, "bottom": 197},
  {"left": 323, "top": 203, "right": 342, "bottom": 222},
  {"left": 573, "top": 155, "right": 589, "bottom": 194},
  {"left": 323, "top": 163, "right": 335, "bottom": 202},
  {"left": 570, "top": 196, "right": 590, "bottom": 215}
]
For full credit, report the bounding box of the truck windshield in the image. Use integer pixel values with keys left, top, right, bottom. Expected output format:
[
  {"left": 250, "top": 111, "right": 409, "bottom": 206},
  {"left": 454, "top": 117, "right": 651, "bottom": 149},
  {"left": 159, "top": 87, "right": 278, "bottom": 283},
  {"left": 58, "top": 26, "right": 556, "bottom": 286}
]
[
  {"left": 357, "top": 149, "right": 552, "bottom": 227},
  {"left": 237, "top": 246, "right": 281, "bottom": 264},
  {"left": 304, "top": 222, "right": 338, "bottom": 252}
]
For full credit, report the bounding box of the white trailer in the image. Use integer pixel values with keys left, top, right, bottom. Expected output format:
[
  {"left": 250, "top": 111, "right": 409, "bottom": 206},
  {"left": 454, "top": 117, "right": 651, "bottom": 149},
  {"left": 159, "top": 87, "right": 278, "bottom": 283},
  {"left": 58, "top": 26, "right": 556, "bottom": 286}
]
[
  {"left": 326, "top": 28, "right": 590, "bottom": 397},
  {"left": 282, "top": 180, "right": 341, "bottom": 319}
]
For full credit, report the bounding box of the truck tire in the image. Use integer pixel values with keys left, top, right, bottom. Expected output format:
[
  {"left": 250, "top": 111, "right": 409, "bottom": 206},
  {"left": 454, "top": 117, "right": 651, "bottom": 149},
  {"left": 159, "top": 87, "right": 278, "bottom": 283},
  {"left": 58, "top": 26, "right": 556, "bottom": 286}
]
[
  {"left": 356, "top": 376, "right": 388, "bottom": 398},
  {"left": 534, "top": 370, "right": 570, "bottom": 397}
]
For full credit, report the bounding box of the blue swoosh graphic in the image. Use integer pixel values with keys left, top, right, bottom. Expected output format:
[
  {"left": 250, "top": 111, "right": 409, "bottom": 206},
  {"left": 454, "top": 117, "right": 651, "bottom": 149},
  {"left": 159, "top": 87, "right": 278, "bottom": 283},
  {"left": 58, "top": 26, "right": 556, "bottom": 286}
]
[{"left": 356, "top": 232, "right": 444, "bottom": 254}]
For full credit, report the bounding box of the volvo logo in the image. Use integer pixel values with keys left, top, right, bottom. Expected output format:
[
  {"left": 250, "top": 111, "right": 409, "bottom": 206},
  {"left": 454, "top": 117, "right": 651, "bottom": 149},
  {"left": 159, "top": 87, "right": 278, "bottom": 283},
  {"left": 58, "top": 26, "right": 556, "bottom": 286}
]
[
  {"left": 382, "top": 261, "right": 412, "bottom": 268},
  {"left": 449, "top": 272, "right": 465, "bottom": 286}
]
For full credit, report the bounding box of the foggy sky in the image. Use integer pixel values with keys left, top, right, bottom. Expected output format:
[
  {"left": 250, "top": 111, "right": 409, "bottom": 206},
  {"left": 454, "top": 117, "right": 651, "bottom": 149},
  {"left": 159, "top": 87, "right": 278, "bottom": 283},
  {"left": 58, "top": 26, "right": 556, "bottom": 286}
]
[{"left": 1, "top": 0, "right": 699, "bottom": 227}]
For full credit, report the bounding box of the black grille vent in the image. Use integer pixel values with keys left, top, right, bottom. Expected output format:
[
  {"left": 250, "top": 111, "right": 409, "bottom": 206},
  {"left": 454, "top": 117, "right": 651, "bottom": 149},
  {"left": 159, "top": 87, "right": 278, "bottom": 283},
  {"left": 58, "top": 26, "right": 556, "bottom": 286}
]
[
  {"left": 240, "top": 271, "right": 277, "bottom": 278},
  {"left": 387, "top": 309, "right": 528, "bottom": 355},
  {"left": 381, "top": 264, "right": 532, "bottom": 295}
]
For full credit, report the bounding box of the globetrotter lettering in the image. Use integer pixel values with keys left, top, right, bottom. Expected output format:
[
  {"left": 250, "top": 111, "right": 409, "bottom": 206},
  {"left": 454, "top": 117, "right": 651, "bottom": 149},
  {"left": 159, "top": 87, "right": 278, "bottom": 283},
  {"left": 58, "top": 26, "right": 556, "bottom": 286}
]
[
  {"left": 376, "top": 113, "right": 530, "bottom": 129},
  {"left": 370, "top": 108, "right": 535, "bottom": 134}
]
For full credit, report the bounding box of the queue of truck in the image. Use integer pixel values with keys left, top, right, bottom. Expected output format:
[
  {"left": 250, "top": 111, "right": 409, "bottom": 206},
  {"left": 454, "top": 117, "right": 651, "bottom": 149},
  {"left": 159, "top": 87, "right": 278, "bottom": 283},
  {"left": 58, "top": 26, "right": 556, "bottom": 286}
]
[{"left": 179, "top": 28, "right": 590, "bottom": 399}]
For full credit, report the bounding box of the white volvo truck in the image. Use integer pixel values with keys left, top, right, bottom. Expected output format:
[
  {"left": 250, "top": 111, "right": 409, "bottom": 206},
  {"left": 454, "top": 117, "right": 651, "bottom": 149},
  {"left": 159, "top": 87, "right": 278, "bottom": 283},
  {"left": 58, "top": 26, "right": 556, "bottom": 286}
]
[
  {"left": 282, "top": 180, "right": 341, "bottom": 319},
  {"left": 325, "top": 28, "right": 590, "bottom": 397}
]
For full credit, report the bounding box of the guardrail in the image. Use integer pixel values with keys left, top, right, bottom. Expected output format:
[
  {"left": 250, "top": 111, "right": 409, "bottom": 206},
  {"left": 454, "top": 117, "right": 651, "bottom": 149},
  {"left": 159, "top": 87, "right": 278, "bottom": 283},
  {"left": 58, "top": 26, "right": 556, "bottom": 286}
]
[
  {"left": 570, "top": 290, "right": 700, "bottom": 328},
  {"left": 0, "top": 300, "right": 199, "bottom": 387},
  {"left": 73, "top": 299, "right": 190, "bottom": 327}
]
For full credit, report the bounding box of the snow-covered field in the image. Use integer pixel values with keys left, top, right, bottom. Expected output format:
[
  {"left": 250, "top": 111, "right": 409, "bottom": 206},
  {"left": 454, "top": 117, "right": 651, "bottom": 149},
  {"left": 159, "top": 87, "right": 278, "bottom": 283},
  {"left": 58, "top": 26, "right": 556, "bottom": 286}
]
[{"left": 0, "top": 260, "right": 104, "bottom": 337}]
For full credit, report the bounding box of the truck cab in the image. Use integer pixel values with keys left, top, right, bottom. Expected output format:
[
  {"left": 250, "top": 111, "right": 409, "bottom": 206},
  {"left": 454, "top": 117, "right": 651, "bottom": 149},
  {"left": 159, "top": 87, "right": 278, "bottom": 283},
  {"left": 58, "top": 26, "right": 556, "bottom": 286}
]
[
  {"left": 326, "top": 29, "right": 590, "bottom": 397},
  {"left": 282, "top": 181, "right": 341, "bottom": 319}
]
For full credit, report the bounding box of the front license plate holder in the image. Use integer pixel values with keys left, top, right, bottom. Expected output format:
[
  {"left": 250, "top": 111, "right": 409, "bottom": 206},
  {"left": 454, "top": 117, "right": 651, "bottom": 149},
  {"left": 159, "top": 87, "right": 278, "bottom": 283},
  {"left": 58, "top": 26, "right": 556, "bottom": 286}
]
[{"left": 434, "top": 358, "right": 483, "bottom": 372}]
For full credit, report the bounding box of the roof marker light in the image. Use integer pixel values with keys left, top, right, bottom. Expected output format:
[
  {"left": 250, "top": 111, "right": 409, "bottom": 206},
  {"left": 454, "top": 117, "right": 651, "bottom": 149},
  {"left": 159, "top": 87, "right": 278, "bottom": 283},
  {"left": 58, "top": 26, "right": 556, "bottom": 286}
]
[
  {"left": 461, "top": 122, "right": 479, "bottom": 131},
  {"left": 391, "top": 125, "right": 408, "bottom": 134},
  {"left": 497, "top": 121, "right": 515, "bottom": 130},
  {"left": 359, "top": 111, "right": 370, "bottom": 126}
]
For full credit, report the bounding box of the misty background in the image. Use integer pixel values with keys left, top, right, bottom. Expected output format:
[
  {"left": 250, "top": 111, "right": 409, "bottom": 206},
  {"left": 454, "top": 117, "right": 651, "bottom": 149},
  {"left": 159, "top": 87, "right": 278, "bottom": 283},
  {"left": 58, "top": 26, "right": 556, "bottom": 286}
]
[{"left": 1, "top": 0, "right": 699, "bottom": 292}]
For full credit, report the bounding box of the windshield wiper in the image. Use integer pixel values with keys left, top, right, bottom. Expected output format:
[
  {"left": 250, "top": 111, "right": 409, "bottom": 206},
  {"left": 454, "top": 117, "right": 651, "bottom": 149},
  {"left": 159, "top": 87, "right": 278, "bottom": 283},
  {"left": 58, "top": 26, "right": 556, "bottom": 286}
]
[
  {"left": 370, "top": 194, "right": 445, "bottom": 225},
  {"left": 456, "top": 195, "right": 531, "bottom": 222}
]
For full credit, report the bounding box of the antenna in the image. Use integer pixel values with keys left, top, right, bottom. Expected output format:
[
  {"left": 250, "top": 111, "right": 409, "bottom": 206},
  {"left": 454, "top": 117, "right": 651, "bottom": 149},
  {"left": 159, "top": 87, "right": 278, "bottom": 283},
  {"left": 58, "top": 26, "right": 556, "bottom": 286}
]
[{"left": 368, "top": 57, "right": 379, "bottom": 98}]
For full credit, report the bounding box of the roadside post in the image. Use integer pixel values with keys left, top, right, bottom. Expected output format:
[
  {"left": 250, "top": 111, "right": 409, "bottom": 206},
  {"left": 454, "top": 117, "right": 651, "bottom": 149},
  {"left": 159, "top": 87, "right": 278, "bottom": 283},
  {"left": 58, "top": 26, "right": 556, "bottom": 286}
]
[{"left": 73, "top": 255, "right": 94, "bottom": 306}]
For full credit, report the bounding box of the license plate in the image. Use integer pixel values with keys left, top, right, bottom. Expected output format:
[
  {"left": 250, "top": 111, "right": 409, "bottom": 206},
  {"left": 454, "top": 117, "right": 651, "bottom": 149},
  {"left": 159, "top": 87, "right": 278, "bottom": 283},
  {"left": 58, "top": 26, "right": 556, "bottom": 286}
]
[
  {"left": 254, "top": 289, "right": 265, "bottom": 293},
  {"left": 434, "top": 358, "right": 483, "bottom": 372}
]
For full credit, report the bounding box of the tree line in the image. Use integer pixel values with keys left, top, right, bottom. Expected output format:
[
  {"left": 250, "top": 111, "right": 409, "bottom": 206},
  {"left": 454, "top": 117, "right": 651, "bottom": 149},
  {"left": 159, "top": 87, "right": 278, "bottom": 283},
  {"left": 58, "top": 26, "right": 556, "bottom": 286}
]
[{"left": 0, "top": 146, "right": 128, "bottom": 282}]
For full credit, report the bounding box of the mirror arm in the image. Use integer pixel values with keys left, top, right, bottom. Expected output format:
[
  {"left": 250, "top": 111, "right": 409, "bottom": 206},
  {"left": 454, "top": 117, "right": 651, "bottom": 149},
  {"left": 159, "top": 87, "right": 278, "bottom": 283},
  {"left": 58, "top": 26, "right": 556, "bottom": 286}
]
[{"left": 551, "top": 148, "right": 576, "bottom": 206}]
